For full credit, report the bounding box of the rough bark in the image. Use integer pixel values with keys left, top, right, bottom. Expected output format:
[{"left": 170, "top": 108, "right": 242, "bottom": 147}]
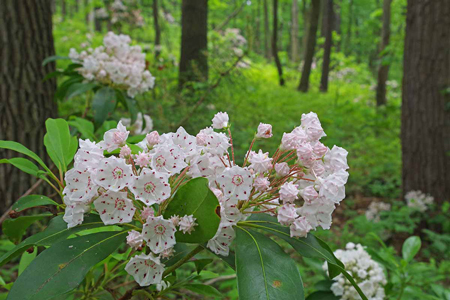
[
  {"left": 178, "top": 0, "right": 208, "bottom": 87},
  {"left": 272, "top": 0, "right": 284, "bottom": 86},
  {"left": 298, "top": 0, "right": 320, "bottom": 92},
  {"left": 401, "top": 0, "right": 450, "bottom": 204},
  {"left": 375, "top": 0, "right": 391, "bottom": 106},
  {"left": 320, "top": 0, "right": 333, "bottom": 92},
  {"left": 290, "top": 0, "right": 299, "bottom": 62},
  {"left": 153, "top": 0, "right": 161, "bottom": 59},
  {"left": 0, "top": 0, "right": 57, "bottom": 214},
  {"left": 263, "top": 0, "right": 271, "bottom": 59}
]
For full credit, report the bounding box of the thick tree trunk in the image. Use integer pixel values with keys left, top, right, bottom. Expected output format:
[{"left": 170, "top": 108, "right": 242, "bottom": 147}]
[
  {"left": 401, "top": 0, "right": 450, "bottom": 204},
  {"left": 298, "top": 0, "right": 320, "bottom": 92},
  {"left": 263, "top": 0, "right": 271, "bottom": 59},
  {"left": 320, "top": 0, "right": 333, "bottom": 92},
  {"left": 153, "top": 0, "right": 161, "bottom": 59},
  {"left": 290, "top": 0, "right": 299, "bottom": 62},
  {"left": 375, "top": 0, "right": 391, "bottom": 106},
  {"left": 178, "top": 0, "right": 208, "bottom": 87},
  {"left": 272, "top": 0, "right": 284, "bottom": 86},
  {"left": 0, "top": 0, "right": 57, "bottom": 214}
]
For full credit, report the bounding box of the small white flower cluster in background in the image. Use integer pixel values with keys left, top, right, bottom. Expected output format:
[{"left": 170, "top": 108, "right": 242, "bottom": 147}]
[
  {"left": 61, "top": 110, "right": 349, "bottom": 288},
  {"left": 405, "top": 190, "right": 434, "bottom": 212},
  {"left": 324, "top": 243, "right": 386, "bottom": 300},
  {"left": 120, "top": 113, "right": 153, "bottom": 135},
  {"left": 69, "top": 31, "right": 155, "bottom": 97},
  {"left": 365, "top": 201, "right": 391, "bottom": 222}
]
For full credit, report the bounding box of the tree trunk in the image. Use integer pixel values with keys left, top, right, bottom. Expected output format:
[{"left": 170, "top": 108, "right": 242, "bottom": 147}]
[
  {"left": 298, "top": 0, "right": 320, "bottom": 92},
  {"left": 153, "top": 0, "right": 161, "bottom": 59},
  {"left": 345, "top": 0, "right": 353, "bottom": 55},
  {"left": 263, "top": 0, "right": 271, "bottom": 59},
  {"left": 301, "top": 0, "right": 309, "bottom": 59},
  {"left": 401, "top": 0, "right": 450, "bottom": 204},
  {"left": 0, "top": 0, "right": 57, "bottom": 214},
  {"left": 320, "top": 0, "right": 333, "bottom": 92},
  {"left": 61, "top": 0, "right": 66, "bottom": 20},
  {"left": 291, "top": 0, "right": 299, "bottom": 62},
  {"left": 74, "top": 0, "right": 79, "bottom": 13},
  {"left": 255, "top": 0, "right": 261, "bottom": 54},
  {"left": 375, "top": 0, "right": 391, "bottom": 106},
  {"left": 84, "top": 0, "right": 89, "bottom": 25},
  {"left": 272, "top": 0, "right": 284, "bottom": 86},
  {"left": 178, "top": 0, "right": 208, "bottom": 87}
]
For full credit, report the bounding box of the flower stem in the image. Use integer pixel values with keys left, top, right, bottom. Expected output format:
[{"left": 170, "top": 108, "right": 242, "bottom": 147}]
[{"left": 162, "top": 245, "right": 203, "bottom": 277}]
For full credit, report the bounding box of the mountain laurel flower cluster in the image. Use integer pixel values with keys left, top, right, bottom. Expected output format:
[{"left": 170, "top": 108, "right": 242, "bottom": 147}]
[
  {"left": 61, "top": 111, "right": 348, "bottom": 288},
  {"left": 68, "top": 31, "right": 155, "bottom": 97},
  {"left": 365, "top": 201, "right": 391, "bottom": 222},
  {"left": 324, "top": 243, "right": 387, "bottom": 300},
  {"left": 404, "top": 190, "right": 434, "bottom": 212}
]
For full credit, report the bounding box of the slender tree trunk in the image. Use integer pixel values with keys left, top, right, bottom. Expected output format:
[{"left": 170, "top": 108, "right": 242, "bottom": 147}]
[
  {"left": 0, "top": 0, "right": 57, "bottom": 213},
  {"left": 291, "top": 0, "right": 299, "bottom": 62},
  {"left": 255, "top": 0, "right": 261, "bottom": 54},
  {"left": 345, "top": 0, "right": 353, "bottom": 55},
  {"left": 74, "top": 0, "right": 79, "bottom": 13},
  {"left": 320, "top": 0, "right": 333, "bottom": 92},
  {"left": 153, "top": 0, "right": 161, "bottom": 59},
  {"left": 61, "top": 0, "right": 67, "bottom": 20},
  {"left": 272, "top": 0, "right": 284, "bottom": 86},
  {"left": 298, "top": 0, "right": 320, "bottom": 92},
  {"left": 178, "top": 0, "right": 208, "bottom": 87},
  {"left": 301, "top": 0, "right": 309, "bottom": 59},
  {"left": 84, "top": 0, "right": 89, "bottom": 25},
  {"left": 263, "top": 0, "right": 271, "bottom": 59},
  {"left": 401, "top": 0, "right": 450, "bottom": 204},
  {"left": 94, "top": 7, "right": 102, "bottom": 32},
  {"left": 375, "top": 0, "right": 391, "bottom": 106}
]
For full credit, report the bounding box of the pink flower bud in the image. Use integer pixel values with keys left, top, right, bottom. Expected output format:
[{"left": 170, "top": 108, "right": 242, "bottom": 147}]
[
  {"left": 119, "top": 145, "right": 131, "bottom": 158},
  {"left": 134, "top": 151, "right": 150, "bottom": 168},
  {"left": 313, "top": 142, "right": 328, "bottom": 157},
  {"left": 254, "top": 176, "right": 270, "bottom": 192},
  {"left": 141, "top": 206, "right": 154, "bottom": 220},
  {"left": 275, "top": 162, "right": 290, "bottom": 177},
  {"left": 212, "top": 112, "right": 229, "bottom": 129},
  {"left": 146, "top": 131, "right": 160, "bottom": 147},
  {"left": 301, "top": 186, "right": 319, "bottom": 203},
  {"left": 256, "top": 123, "right": 273, "bottom": 138},
  {"left": 126, "top": 230, "right": 143, "bottom": 249}
]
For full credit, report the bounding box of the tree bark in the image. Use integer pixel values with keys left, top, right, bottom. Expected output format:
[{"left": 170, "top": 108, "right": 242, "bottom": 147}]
[
  {"left": 272, "top": 0, "right": 284, "bottom": 86},
  {"left": 298, "top": 0, "right": 320, "bottom": 92},
  {"left": 153, "top": 0, "right": 161, "bottom": 59},
  {"left": 401, "top": 0, "right": 450, "bottom": 204},
  {"left": 61, "top": 0, "right": 67, "bottom": 20},
  {"left": 375, "top": 0, "right": 391, "bottom": 106},
  {"left": 301, "top": 0, "right": 309, "bottom": 59},
  {"left": 255, "top": 0, "right": 261, "bottom": 54},
  {"left": 290, "top": 0, "right": 299, "bottom": 62},
  {"left": 320, "top": 0, "right": 333, "bottom": 92},
  {"left": 178, "top": 0, "right": 208, "bottom": 87},
  {"left": 0, "top": 0, "right": 57, "bottom": 214},
  {"left": 263, "top": 0, "right": 271, "bottom": 59},
  {"left": 345, "top": 0, "right": 353, "bottom": 55}
]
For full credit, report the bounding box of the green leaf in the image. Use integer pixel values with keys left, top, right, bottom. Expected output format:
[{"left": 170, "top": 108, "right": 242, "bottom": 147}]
[
  {"left": 306, "top": 291, "right": 339, "bottom": 300},
  {"left": 314, "top": 280, "right": 334, "bottom": 291},
  {"left": 55, "top": 76, "right": 84, "bottom": 100},
  {"left": 18, "top": 247, "right": 37, "bottom": 275},
  {"left": 204, "top": 245, "right": 236, "bottom": 270},
  {"left": 42, "top": 55, "right": 70, "bottom": 66},
  {"left": 183, "top": 284, "right": 222, "bottom": 298},
  {"left": 44, "top": 118, "right": 78, "bottom": 173},
  {"left": 3, "top": 214, "right": 53, "bottom": 243},
  {"left": 42, "top": 70, "right": 63, "bottom": 82},
  {"left": 92, "top": 87, "right": 117, "bottom": 126},
  {"left": 11, "top": 195, "right": 59, "bottom": 213},
  {"left": 163, "top": 178, "right": 221, "bottom": 243},
  {"left": 0, "top": 214, "right": 104, "bottom": 267},
  {"left": 193, "top": 258, "right": 213, "bottom": 274},
  {"left": 162, "top": 243, "right": 196, "bottom": 267},
  {"left": 7, "top": 231, "right": 127, "bottom": 300},
  {"left": 68, "top": 117, "right": 96, "bottom": 140},
  {"left": 402, "top": 236, "right": 421, "bottom": 262},
  {"left": 65, "top": 82, "right": 97, "bottom": 100},
  {"left": 0, "top": 158, "right": 40, "bottom": 177},
  {"left": 117, "top": 90, "right": 139, "bottom": 124},
  {"left": 235, "top": 227, "right": 305, "bottom": 300},
  {"left": 0, "top": 140, "right": 51, "bottom": 173}
]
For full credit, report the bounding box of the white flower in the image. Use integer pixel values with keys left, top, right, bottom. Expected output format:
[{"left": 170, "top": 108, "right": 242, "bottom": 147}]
[
  {"left": 300, "top": 186, "right": 319, "bottom": 203},
  {"left": 220, "top": 198, "right": 242, "bottom": 222},
  {"left": 127, "top": 230, "right": 144, "bottom": 249},
  {"left": 121, "top": 113, "right": 153, "bottom": 135},
  {"left": 170, "top": 127, "right": 199, "bottom": 161},
  {"left": 74, "top": 139, "right": 104, "bottom": 170},
  {"left": 281, "top": 132, "right": 299, "bottom": 150},
  {"left": 94, "top": 191, "right": 136, "bottom": 225},
  {"left": 277, "top": 204, "right": 297, "bottom": 226},
  {"left": 207, "top": 220, "right": 235, "bottom": 256},
  {"left": 201, "top": 128, "right": 230, "bottom": 155},
  {"left": 216, "top": 166, "right": 253, "bottom": 200},
  {"left": 63, "top": 167, "right": 98, "bottom": 202},
  {"left": 248, "top": 150, "right": 272, "bottom": 174},
  {"left": 142, "top": 216, "right": 177, "bottom": 254},
  {"left": 279, "top": 182, "right": 299, "bottom": 204},
  {"left": 254, "top": 176, "right": 270, "bottom": 192},
  {"left": 297, "top": 143, "right": 314, "bottom": 161},
  {"left": 318, "top": 170, "right": 349, "bottom": 203},
  {"left": 212, "top": 112, "right": 229, "bottom": 129},
  {"left": 301, "top": 112, "right": 326, "bottom": 140},
  {"left": 275, "top": 162, "right": 290, "bottom": 177},
  {"left": 324, "top": 146, "right": 349, "bottom": 172},
  {"left": 63, "top": 197, "right": 90, "bottom": 228},
  {"left": 151, "top": 144, "right": 187, "bottom": 175},
  {"left": 256, "top": 123, "right": 273, "bottom": 138},
  {"left": 94, "top": 156, "right": 133, "bottom": 192},
  {"left": 131, "top": 169, "right": 171, "bottom": 205},
  {"left": 125, "top": 253, "right": 165, "bottom": 286},
  {"left": 297, "top": 198, "right": 335, "bottom": 230},
  {"left": 405, "top": 190, "right": 434, "bottom": 212},
  {"left": 178, "top": 215, "right": 197, "bottom": 234},
  {"left": 313, "top": 142, "right": 328, "bottom": 157},
  {"left": 100, "top": 121, "right": 129, "bottom": 152},
  {"left": 290, "top": 217, "right": 313, "bottom": 238}
]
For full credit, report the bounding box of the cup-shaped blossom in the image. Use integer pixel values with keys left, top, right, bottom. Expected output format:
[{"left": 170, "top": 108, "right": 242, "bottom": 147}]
[
  {"left": 324, "top": 145, "right": 349, "bottom": 172},
  {"left": 279, "top": 182, "right": 299, "bottom": 204},
  {"left": 142, "top": 216, "right": 177, "bottom": 254},
  {"left": 248, "top": 149, "right": 272, "bottom": 174},
  {"left": 151, "top": 144, "right": 187, "bottom": 175},
  {"left": 100, "top": 121, "right": 129, "bottom": 152},
  {"left": 63, "top": 167, "right": 98, "bottom": 202},
  {"left": 201, "top": 128, "right": 230, "bottom": 156},
  {"left": 63, "top": 197, "right": 90, "bottom": 228},
  {"left": 212, "top": 112, "right": 229, "bottom": 129},
  {"left": 207, "top": 219, "right": 236, "bottom": 256},
  {"left": 74, "top": 139, "right": 104, "bottom": 170},
  {"left": 256, "top": 123, "right": 273, "bottom": 138},
  {"left": 220, "top": 198, "right": 242, "bottom": 222},
  {"left": 297, "top": 198, "right": 335, "bottom": 230},
  {"left": 125, "top": 253, "right": 165, "bottom": 286},
  {"left": 277, "top": 204, "right": 298, "bottom": 226},
  {"left": 94, "top": 191, "right": 136, "bottom": 225},
  {"left": 318, "top": 170, "right": 349, "bottom": 204},
  {"left": 94, "top": 157, "right": 133, "bottom": 192},
  {"left": 170, "top": 127, "right": 199, "bottom": 161},
  {"left": 290, "top": 216, "right": 313, "bottom": 238},
  {"left": 301, "top": 112, "right": 326, "bottom": 141},
  {"left": 216, "top": 166, "right": 253, "bottom": 201}
]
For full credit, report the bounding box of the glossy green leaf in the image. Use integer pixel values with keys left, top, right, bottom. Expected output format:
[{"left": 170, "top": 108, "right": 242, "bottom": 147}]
[
  {"left": 3, "top": 214, "right": 53, "bottom": 243},
  {"left": 162, "top": 243, "right": 196, "bottom": 267},
  {"left": 184, "top": 284, "right": 222, "bottom": 298},
  {"left": 204, "top": 245, "right": 236, "bottom": 270},
  {"left": 0, "top": 140, "right": 51, "bottom": 173},
  {"left": 44, "top": 118, "right": 78, "bottom": 173},
  {"left": 0, "top": 158, "right": 40, "bottom": 177},
  {"left": 68, "top": 117, "right": 96, "bottom": 140},
  {"left": 163, "top": 178, "right": 220, "bottom": 243},
  {"left": 402, "top": 236, "right": 421, "bottom": 262},
  {"left": 194, "top": 258, "right": 213, "bottom": 274},
  {"left": 0, "top": 214, "right": 104, "bottom": 267},
  {"left": 92, "top": 87, "right": 117, "bottom": 126},
  {"left": 11, "top": 195, "right": 59, "bottom": 213},
  {"left": 116, "top": 90, "right": 139, "bottom": 124},
  {"left": 65, "top": 82, "right": 97, "bottom": 100},
  {"left": 42, "top": 55, "right": 70, "bottom": 66},
  {"left": 235, "top": 227, "right": 305, "bottom": 300},
  {"left": 18, "top": 247, "right": 37, "bottom": 275},
  {"left": 55, "top": 76, "right": 84, "bottom": 100},
  {"left": 306, "top": 291, "right": 339, "bottom": 300},
  {"left": 8, "top": 231, "right": 127, "bottom": 300}
]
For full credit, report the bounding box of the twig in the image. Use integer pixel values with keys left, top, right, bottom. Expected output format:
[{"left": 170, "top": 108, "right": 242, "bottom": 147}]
[
  {"left": 213, "top": 1, "right": 247, "bottom": 31},
  {"left": 204, "top": 274, "right": 236, "bottom": 285}
]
